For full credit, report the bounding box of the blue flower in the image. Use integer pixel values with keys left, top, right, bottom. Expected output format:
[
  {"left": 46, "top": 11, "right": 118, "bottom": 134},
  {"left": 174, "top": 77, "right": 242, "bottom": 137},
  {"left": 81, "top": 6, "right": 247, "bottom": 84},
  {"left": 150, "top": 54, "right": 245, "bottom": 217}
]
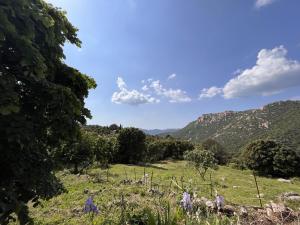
[{"left": 84, "top": 196, "right": 99, "bottom": 214}]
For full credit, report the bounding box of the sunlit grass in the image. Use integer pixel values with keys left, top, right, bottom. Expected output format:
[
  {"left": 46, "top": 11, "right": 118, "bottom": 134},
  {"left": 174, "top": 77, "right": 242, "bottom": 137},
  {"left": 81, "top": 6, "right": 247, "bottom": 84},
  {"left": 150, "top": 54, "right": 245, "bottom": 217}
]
[{"left": 27, "top": 160, "right": 300, "bottom": 224}]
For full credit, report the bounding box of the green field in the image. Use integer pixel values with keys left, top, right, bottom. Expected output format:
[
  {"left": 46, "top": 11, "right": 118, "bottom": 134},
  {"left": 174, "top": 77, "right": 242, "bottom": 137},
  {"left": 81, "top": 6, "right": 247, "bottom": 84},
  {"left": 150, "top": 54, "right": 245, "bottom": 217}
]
[{"left": 27, "top": 161, "right": 300, "bottom": 224}]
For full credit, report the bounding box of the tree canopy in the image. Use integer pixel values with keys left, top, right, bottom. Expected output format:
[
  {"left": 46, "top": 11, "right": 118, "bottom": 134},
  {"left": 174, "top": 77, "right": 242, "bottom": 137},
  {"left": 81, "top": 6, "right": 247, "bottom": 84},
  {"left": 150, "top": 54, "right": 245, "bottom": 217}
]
[
  {"left": 201, "top": 139, "right": 229, "bottom": 165},
  {"left": 0, "top": 0, "right": 96, "bottom": 223},
  {"left": 184, "top": 146, "right": 218, "bottom": 180},
  {"left": 117, "top": 128, "right": 146, "bottom": 164},
  {"left": 242, "top": 140, "right": 300, "bottom": 177}
]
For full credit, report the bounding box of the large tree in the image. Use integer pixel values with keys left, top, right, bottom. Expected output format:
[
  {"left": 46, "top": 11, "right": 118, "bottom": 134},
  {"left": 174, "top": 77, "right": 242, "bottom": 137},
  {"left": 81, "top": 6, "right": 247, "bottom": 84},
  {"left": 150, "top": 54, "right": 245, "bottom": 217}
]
[
  {"left": 242, "top": 140, "right": 300, "bottom": 177},
  {"left": 117, "top": 128, "right": 146, "bottom": 164},
  {"left": 0, "top": 0, "right": 96, "bottom": 223},
  {"left": 202, "top": 139, "right": 229, "bottom": 165}
]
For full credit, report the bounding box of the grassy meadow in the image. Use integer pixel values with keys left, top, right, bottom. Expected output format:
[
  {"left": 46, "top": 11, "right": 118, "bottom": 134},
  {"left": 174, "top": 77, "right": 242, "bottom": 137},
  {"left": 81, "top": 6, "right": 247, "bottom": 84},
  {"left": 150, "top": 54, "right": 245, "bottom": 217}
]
[{"left": 23, "top": 161, "right": 300, "bottom": 224}]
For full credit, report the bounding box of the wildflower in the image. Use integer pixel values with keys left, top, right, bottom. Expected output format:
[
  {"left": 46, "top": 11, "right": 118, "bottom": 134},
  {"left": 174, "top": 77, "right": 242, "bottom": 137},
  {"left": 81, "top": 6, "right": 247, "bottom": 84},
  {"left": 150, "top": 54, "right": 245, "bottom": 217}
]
[
  {"left": 181, "top": 192, "right": 192, "bottom": 211},
  {"left": 84, "top": 196, "right": 99, "bottom": 214},
  {"left": 215, "top": 195, "right": 224, "bottom": 210}
]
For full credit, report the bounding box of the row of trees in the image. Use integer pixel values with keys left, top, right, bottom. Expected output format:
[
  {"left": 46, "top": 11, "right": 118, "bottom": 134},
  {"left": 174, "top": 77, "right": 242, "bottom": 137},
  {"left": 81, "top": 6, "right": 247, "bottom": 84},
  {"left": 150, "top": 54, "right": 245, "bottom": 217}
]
[
  {"left": 54, "top": 127, "right": 196, "bottom": 172},
  {"left": 184, "top": 138, "right": 300, "bottom": 180}
]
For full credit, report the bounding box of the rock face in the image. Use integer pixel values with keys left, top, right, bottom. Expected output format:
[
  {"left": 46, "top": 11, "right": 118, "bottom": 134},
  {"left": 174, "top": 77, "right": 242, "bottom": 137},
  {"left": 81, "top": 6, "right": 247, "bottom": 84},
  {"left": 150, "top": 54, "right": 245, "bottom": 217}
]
[{"left": 168, "top": 100, "right": 300, "bottom": 153}]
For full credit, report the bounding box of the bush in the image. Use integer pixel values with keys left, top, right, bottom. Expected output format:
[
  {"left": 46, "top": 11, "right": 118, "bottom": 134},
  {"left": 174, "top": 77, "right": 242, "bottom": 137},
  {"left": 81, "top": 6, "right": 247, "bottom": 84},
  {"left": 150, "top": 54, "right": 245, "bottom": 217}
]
[
  {"left": 145, "top": 138, "right": 194, "bottom": 162},
  {"left": 201, "top": 139, "right": 229, "bottom": 165},
  {"left": 242, "top": 140, "right": 300, "bottom": 177},
  {"left": 57, "top": 132, "right": 94, "bottom": 173},
  {"left": 117, "top": 128, "right": 146, "bottom": 164},
  {"left": 184, "top": 146, "right": 218, "bottom": 180},
  {"left": 273, "top": 146, "right": 300, "bottom": 177}
]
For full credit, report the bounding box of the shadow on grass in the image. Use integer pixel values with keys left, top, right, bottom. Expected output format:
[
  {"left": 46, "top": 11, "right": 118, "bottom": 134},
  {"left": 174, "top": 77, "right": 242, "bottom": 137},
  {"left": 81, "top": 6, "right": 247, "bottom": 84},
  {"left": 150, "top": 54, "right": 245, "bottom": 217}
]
[
  {"left": 122, "top": 163, "right": 168, "bottom": 170},
  {"left": 144, "top": 164, "right": 168, "bottom": 170}
]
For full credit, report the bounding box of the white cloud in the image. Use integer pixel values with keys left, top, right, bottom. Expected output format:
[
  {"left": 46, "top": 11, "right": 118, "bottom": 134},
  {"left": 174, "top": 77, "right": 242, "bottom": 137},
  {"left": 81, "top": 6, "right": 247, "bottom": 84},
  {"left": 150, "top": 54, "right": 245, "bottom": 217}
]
[
  {"left": 199, "top": 87, "right": 222, "bottom": 99},
  {"left": 150, "top": 80, "right": 191, "bottom": 103},
  {"left": 168, "top": 73, "right": 176, "bottom": 80},
  {"left": 112, "top": 77, "right": 159, "bottom": 105},
  {"left": 141, "top": 85, "right": 149, "bottom": 91},
  {"left": 200, "top": 46, "right": 300, "bottom": 99},
  {"left": 255, "top": 0, "right": 276, "bottom": 8}
]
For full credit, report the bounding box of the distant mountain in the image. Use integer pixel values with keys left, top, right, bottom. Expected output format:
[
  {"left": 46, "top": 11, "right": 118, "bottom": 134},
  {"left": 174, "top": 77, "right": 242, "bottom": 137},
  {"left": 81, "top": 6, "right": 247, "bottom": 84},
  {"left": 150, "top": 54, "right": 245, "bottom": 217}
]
[
  {"left": 169, "top": 100, "right": 300, "bottom": 154},
  {"left": 142, "top": 128, "right": 179, "bottom": 136}
]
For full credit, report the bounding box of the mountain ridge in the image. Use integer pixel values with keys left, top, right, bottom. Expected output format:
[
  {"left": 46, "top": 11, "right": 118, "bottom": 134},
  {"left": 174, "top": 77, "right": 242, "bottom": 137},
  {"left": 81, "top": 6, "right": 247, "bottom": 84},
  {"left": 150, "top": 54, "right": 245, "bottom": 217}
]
[
  {"left": 142, "top": 128, "right": 178, "bottom": 136},
  {"left": 167, "top": 100, "right": 300, "bottom": 154}
]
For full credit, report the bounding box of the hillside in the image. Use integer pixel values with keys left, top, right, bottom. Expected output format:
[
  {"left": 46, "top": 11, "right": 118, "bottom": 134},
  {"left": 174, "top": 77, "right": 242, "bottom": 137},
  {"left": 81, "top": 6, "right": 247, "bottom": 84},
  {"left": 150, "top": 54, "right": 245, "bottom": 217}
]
[{"left": 169, "top": 100, "right": 300, "bottom": 154}]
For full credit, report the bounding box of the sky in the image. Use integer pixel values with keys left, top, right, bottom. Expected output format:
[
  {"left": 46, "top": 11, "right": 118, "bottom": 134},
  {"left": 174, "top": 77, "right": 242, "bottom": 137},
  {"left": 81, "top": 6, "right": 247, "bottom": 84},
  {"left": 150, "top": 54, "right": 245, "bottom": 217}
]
[{"left": 46, "top": 0, "right": 300, "bottom": 129}]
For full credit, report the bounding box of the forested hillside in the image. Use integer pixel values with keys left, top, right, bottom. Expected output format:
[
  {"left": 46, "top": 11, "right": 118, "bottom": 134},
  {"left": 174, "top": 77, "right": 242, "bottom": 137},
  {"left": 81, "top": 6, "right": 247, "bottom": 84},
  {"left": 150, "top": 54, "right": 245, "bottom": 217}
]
[{"left": 168, "top": 100, "right": 300, "bottom": 154}]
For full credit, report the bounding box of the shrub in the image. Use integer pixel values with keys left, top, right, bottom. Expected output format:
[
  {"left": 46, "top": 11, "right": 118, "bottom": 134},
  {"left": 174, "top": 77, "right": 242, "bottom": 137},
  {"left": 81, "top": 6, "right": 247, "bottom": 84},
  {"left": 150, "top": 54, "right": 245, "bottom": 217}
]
[
  {"left": 145, "top": 138, "right": 194, "bottom": 162},
  {"left": 117, "top": 128, "right": 146, "bottom": 164},
  {"left": 184, "top": 146, "right": 218, "bottom": 180},
  {"left": 201, "top": 139, "right": 229, "bottom": 165},
  {"left": 242, "top": 140, "right": 300, "bottom": 177},
  {"left": 273, "top": 146, "right": 300, "bottom": 177}
]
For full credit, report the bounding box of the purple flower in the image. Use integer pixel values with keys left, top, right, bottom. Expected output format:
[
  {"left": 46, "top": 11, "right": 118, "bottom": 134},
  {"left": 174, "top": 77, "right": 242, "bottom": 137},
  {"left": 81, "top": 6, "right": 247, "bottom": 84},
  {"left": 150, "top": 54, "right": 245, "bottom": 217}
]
[
  {"left": 181, "top": 192, "right": 192, "bottom": 211},
  {"left": 215, "top": 195, "right": 224, "bottom": 210},
  {"left": 84, "top": 197, "right": 99, "bottom": 214}
]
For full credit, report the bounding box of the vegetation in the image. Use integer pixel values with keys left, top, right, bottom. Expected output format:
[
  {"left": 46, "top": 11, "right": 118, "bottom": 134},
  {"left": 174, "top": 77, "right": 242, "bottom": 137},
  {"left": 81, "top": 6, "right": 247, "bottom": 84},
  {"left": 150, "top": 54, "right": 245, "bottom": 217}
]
[
  {"left": 184, "top": 146, "right": 218, "bottom": 180},
  {"left": 14, "top": 161, "right": 300, "bottom": 224},
  {"left": 201, "top": 139, "right": 229, "bottom": 165},
  {"left": 0, "top": 0, "right": 96, "bottom": 223},
  {"left": 117, "top": 128, "right": 147, "bottom": 164},
  {"left": 1, "top": 0, "right": 300, "bottom": 224},
  {"left": 241, "top": 140, "right": 300, "bottom": 177},
  {"left": 168, "top": 101, "right": 300, "bottom": 155},
  {"left": 145, "top": 136, "right": 194, "bottom": 162}
]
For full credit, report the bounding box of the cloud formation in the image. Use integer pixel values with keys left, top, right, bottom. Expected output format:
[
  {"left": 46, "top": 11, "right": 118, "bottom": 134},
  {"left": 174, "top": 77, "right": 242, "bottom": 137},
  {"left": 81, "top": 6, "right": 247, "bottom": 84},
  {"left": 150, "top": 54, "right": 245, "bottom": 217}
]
[
  {"left": 200, "top": 46, "right": 300, "bottom": 99},
  {"left": 167, "top": 73, "right": 176, "bottom": 80},
  {"left": 255, "top": 0, "right": 276, "bottom": 8},
  {"left": 150, "top": 80, "right": 191, "bottom": 103},
  {"left": 141, "top": 85, "right": 149, "bottom": 91},
  {"left": 112, "top": 77, "right": 159, "bottom": 105},
  {"left": 199, "top": 87, "right": 222, "bottom": 99}
]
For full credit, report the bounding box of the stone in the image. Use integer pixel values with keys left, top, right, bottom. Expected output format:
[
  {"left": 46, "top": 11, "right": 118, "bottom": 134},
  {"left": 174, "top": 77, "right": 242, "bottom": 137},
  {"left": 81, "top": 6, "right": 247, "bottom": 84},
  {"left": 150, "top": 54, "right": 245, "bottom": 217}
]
[
  {"left": 222, "top": 205, "right": 235, "bottom": 216},
  {"left": 286, "top": 196, "right": 300, "bottom": 201},
  {"left": 277, "top": 178, "right": 292, "bottom": 183},
  {"left": 239, "top": 206, "right": 248, "bottom": 217},
  {"left": 266, "top": 206, "right": 273, "bottom": 217},
  {"left": 205, "top": 200, "right": 215, "bottom": 209},
  {"left": 280, "top": 192, "right": 300, "bottom": 201},
  {"left": 269, "top": 202, "right": 287, "bottom": 213}
]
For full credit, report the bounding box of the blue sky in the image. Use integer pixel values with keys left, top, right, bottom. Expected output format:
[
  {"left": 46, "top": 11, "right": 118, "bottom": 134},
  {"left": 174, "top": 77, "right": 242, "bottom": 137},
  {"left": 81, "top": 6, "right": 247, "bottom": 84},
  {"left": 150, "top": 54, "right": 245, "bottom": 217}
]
[{"left": 47, "top": 0, "right": 300, "bottom": 129}]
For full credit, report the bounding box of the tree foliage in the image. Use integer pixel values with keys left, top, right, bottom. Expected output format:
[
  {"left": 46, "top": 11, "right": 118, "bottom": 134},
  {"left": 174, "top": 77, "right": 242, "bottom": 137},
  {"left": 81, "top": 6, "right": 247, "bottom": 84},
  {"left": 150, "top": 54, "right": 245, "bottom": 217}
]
[
  {"left": 201, "top": 139, "right": 229, "bottom": 165},
  {"left": 242, "top": 140, "right": 300, "bottom": 177},
  {"left": 94, "top": 135, "right": 118, "bottom": 167},
  {"left": 117, "top": 128, "right": 146, "bottom": 164},
  {"left": 145, "top": 137, "right": 194, "bottom": 162},
  {"left": 184, "top": 146, "right": 218, "bottom": 180},
  {"left": 0, "top": 0, "right": 96, "bottom": 223}
]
